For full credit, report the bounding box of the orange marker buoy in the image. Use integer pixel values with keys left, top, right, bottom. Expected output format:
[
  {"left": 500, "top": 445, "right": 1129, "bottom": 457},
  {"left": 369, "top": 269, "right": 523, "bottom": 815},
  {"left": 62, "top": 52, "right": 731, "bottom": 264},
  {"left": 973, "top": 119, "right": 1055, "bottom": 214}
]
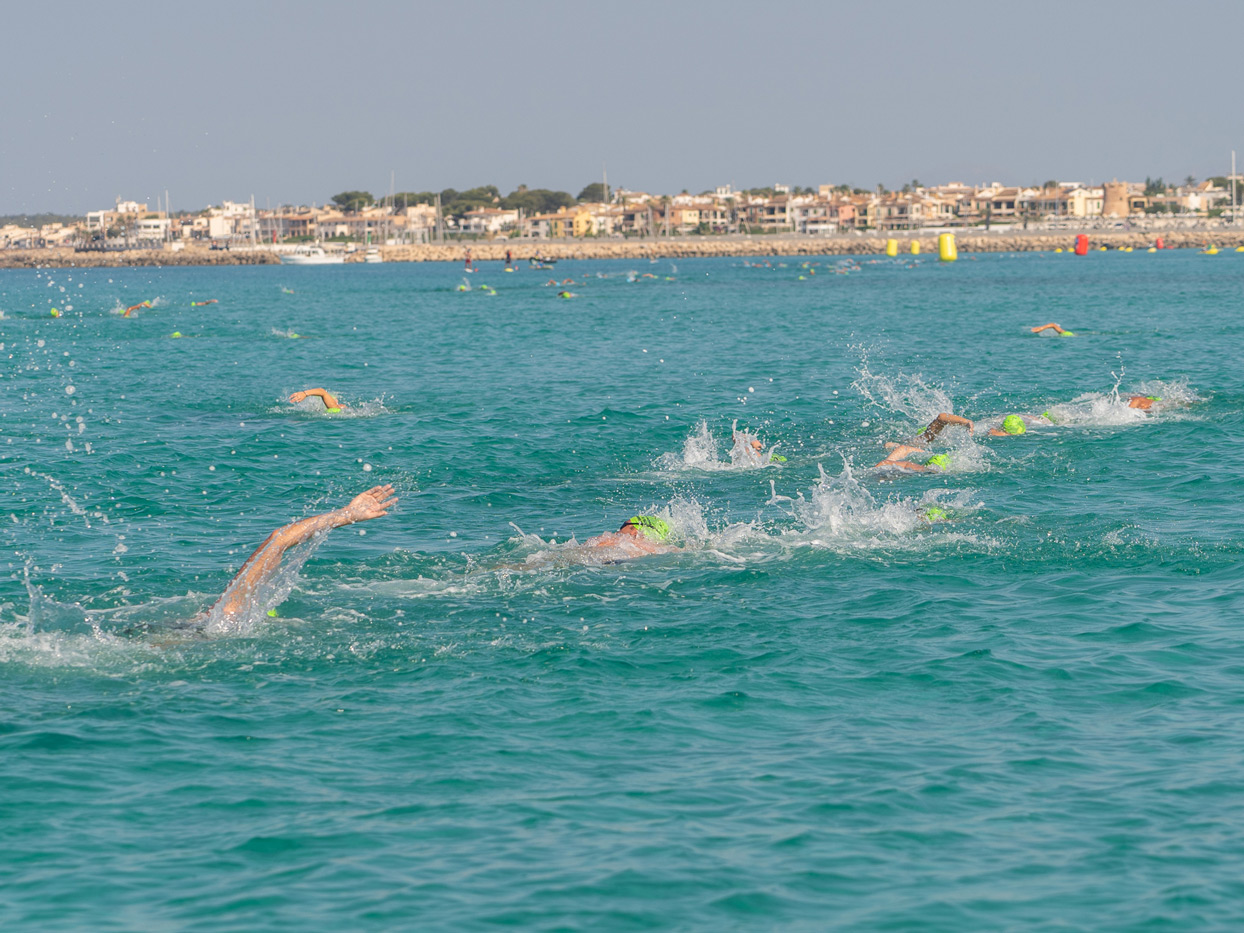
[{"left": 1074, "top": 234, "right": 1089, "bottom": 256}]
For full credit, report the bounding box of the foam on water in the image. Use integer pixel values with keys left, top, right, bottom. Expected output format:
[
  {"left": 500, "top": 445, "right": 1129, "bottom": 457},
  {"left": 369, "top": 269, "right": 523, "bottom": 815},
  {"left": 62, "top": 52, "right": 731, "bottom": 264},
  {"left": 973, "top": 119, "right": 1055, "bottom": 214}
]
[
  {"left": 657, "top": 419, "right": 780, "bottom": 471},
  {"left": 852, "top": 352, "right": 958, "bottom": 426}
]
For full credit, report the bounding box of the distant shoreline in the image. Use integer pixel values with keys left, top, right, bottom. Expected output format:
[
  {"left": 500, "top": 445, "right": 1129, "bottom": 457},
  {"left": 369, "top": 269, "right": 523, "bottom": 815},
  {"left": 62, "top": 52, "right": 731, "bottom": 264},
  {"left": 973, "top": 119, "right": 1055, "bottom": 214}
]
[{"left": 3, "top": 231, "right": 1242, "bottom": 268}]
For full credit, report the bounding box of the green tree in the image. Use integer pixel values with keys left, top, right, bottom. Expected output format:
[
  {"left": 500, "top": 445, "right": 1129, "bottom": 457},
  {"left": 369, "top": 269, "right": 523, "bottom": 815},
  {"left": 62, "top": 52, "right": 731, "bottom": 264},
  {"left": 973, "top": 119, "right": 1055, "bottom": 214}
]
[
  {"left": 393, "top": 191, "right": 438, "bottom": 207},
  {"left": 500, "top": 187, "right": 575, "bottom": 215},
  {"left": 577, "top": 182, "right": 606, "bottom": 202},
  {"left": 331, "top": 191, "right": 374, "bottom": 211},
  {"left": 1042, "top": 179, "right": 1059, "bottom": 190},
  {"left": 1143, "top": 176, "right": 1167, "bottom": 197}
]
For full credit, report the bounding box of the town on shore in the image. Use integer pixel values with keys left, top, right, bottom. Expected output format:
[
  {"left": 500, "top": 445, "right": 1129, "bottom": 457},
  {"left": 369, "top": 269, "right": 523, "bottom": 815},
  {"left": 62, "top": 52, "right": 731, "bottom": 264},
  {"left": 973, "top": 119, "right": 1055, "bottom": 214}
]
[{"left": 3, "top": 176, "right": 1242, "bottom": 266}]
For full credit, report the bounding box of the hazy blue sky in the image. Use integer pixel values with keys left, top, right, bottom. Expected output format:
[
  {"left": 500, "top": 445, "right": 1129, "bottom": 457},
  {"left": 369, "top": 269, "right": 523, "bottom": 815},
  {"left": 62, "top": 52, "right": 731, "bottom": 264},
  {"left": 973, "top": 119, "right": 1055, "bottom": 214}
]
[{"left": 4, "top": 0, "right": 1242, "bottom": 214}]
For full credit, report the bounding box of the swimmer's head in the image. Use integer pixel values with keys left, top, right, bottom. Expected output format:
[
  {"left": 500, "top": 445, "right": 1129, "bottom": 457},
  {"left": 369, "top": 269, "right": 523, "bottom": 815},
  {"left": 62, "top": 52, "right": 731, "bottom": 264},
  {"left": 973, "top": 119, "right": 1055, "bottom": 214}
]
[
  {"left": 620, "top": 515, "right": 671, "bottom": 542},
  {"left": 1001, "top": 415, "right": 1026, "bottom": 435},
  {"left": 770, "top": 454, "right": 787, "bottom": 463},
  {"left": 1059, "top": 330, "right": 1075, "bottom": 337},
  {"left": 922, "top": 505, "right": 949, "bottom": 523},
  {"left": 925, "top": 454, "right": 950, "bottom": 471}
]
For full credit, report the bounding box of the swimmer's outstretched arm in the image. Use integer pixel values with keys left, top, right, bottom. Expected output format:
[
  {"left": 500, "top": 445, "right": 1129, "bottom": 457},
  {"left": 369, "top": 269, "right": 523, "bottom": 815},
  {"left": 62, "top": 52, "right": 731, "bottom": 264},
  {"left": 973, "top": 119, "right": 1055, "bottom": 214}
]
[
  {"left": 920, "top": 412, "right": 972, "bottom": 442},
  {"left": 1031, "top": 323, "right": 1067, "bottom": 334},
  {"left": 212, "top": 484, "right": 397, "bottom": 617},
  {"left": 289, "top": 388, "right": 342, "bottom": 410},
  {"left": 876, "top": 443, "right": 928, "bottom": 470}
]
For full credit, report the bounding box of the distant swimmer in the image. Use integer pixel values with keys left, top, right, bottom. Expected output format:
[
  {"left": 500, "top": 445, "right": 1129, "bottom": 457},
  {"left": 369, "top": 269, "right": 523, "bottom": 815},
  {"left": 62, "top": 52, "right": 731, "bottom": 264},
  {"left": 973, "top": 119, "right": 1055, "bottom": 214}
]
[
  {"left": 1031, "top": 322, "right": 1076, "bottom": 337},
  {"left": 191, "top": 299, "right": 219, "bottom": 307},
  {"left": 557, "top": 291, "right": 577, "bottom": 299},
  {"left": 289, "top": 388, "right": 345, "bottom": 413},
  {"left": 210, "top": 484, "right": 397, "bottom": 622},
  {"left": 586, "top": 515, "right": 676, "bottom": 556},
  {"left": 123, "top": 300, "right": 152, "bottom": 317},
  {"left": 875, "top": 446, "right": 950, "bottom": 472}
]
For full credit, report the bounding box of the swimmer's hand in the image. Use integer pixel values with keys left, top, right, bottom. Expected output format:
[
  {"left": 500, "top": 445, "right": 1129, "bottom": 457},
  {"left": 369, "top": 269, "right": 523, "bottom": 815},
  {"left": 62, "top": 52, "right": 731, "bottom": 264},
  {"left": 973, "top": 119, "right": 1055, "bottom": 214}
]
[
  {"left": 289, "top": 388, "right": 343, "bottom": 410},
  {"left": 337, "top": 485, "right": 398, "bottom": 524}
]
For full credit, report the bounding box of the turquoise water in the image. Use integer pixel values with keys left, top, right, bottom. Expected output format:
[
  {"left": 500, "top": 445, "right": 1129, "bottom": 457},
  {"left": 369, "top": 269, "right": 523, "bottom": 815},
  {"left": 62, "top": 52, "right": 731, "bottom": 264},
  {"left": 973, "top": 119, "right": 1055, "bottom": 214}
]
[{"left": 3, "top": 251, "right": 1243, "bottom": 930}]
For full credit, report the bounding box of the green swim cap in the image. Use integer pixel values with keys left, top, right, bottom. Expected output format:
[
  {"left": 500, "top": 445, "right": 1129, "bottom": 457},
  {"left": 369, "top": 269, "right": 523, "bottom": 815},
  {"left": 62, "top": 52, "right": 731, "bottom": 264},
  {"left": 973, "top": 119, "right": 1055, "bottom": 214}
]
[
  {"left": 1059, "top": 331, "right": 1075, "bottom": 337},
  {"left": 325, "top": 407, "right": 342, "bottom": 414},
  {"left": 1002, "top": 415, "right": 1026, "bottom": 435},
  {"left": 623, "top": 515, "right": 671, "bottom": 542},
  {"left": 770, "top": 454, "right": 787, "bottom": 463},
  {"left": 922, "top": 506, "right": 948, "bottom": 522},
  {"left": 170, "top": 332, "right": 182, "bottom": 338},
  {"left": 266, "top": 609, "right": 278, "bottom": 617},
  {"left": 1146, "top": 396, "right": 1161, "bottom": 401},
  {"left": 926, "top": 454, "right": 950, "bottom": 470}
]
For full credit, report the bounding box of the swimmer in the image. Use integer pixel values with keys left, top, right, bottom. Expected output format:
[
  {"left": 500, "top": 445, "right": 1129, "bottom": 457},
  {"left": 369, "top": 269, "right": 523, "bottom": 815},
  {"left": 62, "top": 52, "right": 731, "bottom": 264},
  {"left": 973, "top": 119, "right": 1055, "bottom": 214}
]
[
  {"left": 986, "top": 415, "right": 1027, "bottom": 436},
  {"left": 732, "top": 426, "right": 786, "bottom": 464},
  {"left": 875, "top": 446, "right": 950, "bottom": 472},
  {"left": 211, "top": 485, "right": 396, "bottom": 621},
  {"left": 123, "top": 300, "right": 152, "bottom": 317},
  {"left": 191, "top": 299, "right": 219, "bottom": 307},
  {"left": 916, "top": 412, "right": 973, "bottom": 444},
  {"left": 1031, "top": 322, "right": 1075, "bottom": 337},
  {"left": 557, "top": 291, "right": 577, "bottom": 299},
  {"left": 288, "top": 388, "right": 345, "bottom": 413},
  {"left": 1128, "top": 395, "right": 1160, "bottom": 411},
  {"left": 585, "top": 515, "right": 676, "bottom": 556}
]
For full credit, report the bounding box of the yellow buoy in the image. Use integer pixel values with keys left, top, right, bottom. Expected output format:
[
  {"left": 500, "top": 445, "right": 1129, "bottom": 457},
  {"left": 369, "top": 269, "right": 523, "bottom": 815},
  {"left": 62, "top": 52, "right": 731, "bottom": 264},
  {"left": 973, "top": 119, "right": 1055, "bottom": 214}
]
[
  {"left": 938, "top": 233, "right": 957, "bottom": 262},
  {"left": 1098, "top": 245, "right": 1107, "bottom": 251},
  {"left": 909, "top": 240, "right": 920, "bottom": 255},
  {"left": 1147, "top": 247, "right": 1157, "bottom": 253},
  {"left": 1055, "top": 247, "right": 1064, "bottom": 253},
  {"left": 885, "top": 238, "right": 898, "bottom": 257},
  {"left": 1235, "top": 246, "right": 1244, "bottom": 252},
  {"left": 1206, "top": 246, "right": 1219, "bottom": 255}
]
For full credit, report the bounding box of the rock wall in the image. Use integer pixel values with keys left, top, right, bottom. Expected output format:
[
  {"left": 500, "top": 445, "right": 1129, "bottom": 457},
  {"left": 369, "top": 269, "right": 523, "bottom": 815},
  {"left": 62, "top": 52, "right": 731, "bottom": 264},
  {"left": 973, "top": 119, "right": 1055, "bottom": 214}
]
[
  {"left": 0, "top": 247, "right": 282, "bottom": 269},
  {"left": 2, "top": 232, "right": 1241, "bottom": 268}
]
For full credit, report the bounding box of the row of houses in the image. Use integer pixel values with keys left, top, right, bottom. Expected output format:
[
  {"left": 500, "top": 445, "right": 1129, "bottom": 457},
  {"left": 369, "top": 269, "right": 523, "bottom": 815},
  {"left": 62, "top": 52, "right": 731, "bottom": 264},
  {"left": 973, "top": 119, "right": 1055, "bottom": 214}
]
[{"left": 5, "top": 180, "right": 1241, "bottom": 248}]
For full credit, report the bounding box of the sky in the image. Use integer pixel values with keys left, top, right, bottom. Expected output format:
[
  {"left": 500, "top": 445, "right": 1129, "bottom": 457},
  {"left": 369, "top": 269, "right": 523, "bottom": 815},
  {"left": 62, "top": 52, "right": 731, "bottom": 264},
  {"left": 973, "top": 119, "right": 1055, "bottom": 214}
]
[{"left": 3, "top": 0, "right": 1243, "bottom": 215}]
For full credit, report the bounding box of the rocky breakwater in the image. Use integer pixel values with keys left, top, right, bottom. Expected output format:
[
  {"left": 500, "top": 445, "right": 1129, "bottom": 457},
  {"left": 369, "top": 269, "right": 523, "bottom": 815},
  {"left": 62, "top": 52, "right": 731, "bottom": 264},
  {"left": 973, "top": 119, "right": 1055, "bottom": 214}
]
[
  {"left": 0, "top": 247, "right": 282, "bottom": 269},
  {"left": 379, "top": 230, "right": 1244, "bottom": 263}
]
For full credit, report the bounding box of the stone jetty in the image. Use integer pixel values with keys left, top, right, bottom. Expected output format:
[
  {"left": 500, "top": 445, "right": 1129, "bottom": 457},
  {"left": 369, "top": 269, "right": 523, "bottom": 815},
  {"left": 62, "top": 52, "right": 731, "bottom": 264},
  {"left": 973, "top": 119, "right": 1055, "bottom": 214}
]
[
  {"left": 0, "top": 247, "right": 281, "bottom": 269},
  {"left": 3, "top": 231, "right": 1243, "bottom": 269}
]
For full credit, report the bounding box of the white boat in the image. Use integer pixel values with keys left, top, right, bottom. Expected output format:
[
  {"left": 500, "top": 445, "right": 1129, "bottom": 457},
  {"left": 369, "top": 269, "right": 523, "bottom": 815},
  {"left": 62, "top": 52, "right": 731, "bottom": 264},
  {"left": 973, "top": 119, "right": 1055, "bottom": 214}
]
[{"left": 280, "top": 246, "right": 345, "bottom": 265}]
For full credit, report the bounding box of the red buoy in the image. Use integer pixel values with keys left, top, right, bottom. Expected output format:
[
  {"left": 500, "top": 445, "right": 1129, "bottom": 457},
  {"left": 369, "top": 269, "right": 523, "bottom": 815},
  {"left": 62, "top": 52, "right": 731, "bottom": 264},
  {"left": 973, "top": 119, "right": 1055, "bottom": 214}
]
[
  {"left": 1155, "top": 236, "right": 1165, "bottom": 250},
  {"left": 1074, "top": 234, "right": 1089, "bottom": 256}
]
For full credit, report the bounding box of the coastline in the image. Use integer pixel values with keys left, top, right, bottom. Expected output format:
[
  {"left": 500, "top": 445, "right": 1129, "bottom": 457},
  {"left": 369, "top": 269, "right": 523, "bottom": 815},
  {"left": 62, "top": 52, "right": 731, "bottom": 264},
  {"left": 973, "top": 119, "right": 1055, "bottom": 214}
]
[{"left": 3, "top": 230, "right": 1243, "bottom": 269}]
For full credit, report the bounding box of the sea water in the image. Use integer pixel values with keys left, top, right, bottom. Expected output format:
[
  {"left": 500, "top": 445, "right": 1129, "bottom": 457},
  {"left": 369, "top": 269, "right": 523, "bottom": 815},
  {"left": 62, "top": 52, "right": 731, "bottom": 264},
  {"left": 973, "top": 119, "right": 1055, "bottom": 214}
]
[{"left": 2, "top": 251, "right": 1243, "bottom": 930}]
